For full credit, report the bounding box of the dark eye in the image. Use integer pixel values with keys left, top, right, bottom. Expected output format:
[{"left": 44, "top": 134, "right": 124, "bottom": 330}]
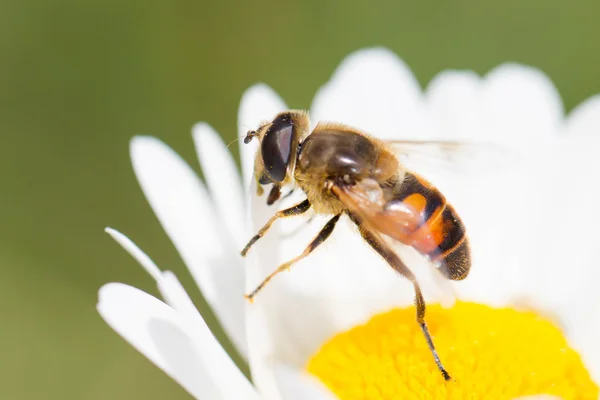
[{"left": 261, "top": 114, "right": 295, "bottom": 182}]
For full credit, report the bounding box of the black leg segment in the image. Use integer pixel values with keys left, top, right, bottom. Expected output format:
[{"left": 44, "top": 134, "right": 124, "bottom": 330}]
[
  {"left": 241, "top": 199, "right": 310, "bottom": 256},
  {"left": 245, "top": 214, "right": 340, "bottom": 301}
]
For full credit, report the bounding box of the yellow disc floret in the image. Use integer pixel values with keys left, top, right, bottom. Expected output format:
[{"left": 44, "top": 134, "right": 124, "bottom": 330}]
[{"left": 307, "top": 302, "right": 597, "bottom": 399}]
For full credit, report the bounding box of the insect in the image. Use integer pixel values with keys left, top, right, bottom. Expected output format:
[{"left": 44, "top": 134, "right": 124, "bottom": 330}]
[{"left": 241, "top": 110, "right": 471, "bottom": 381}]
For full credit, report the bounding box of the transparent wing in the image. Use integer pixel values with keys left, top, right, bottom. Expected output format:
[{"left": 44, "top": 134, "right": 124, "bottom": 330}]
[
  {"left": 387, "top": 139, "right": 519, "bottom": 175},
  {"left": 330, "top": 178, "right": 422, "bottom": 242}
]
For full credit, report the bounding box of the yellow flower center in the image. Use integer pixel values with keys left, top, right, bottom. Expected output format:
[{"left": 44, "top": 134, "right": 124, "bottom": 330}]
[{"left": 307, "top": 302, "right": 597, "bottom": 399}]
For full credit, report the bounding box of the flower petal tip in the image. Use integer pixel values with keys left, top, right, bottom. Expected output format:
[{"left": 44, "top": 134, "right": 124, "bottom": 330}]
[
  {"left": 485, "top": 63, "right": 564, "bottom": 114},
  {"left": 104, "top": 227, "right": 162, "bottom": 281},
  {"left": 238, "top": 83, "right": 287, "bottom": 123},
  {"left": 426, "top": 69, "right": 481, "bottom": 94},
  {"left": 341, "top": 46, "right": 407, "bottom": 64},
  {"left": 191, "top": 122, "right": 213, "bottom": 137},
  {"left": 331, "top": 46, "right": 415, "bottom": 80},
  {"left": 129, "top": 135, "right": 171, "bottom": 165},
  {"left": 97, "top": 282, "right": 140, "bottom": 312},
  {"left": 567, "top": 94, "right": 600, "bottom": 137},
  {"left": 97, "top": 282, "right": 118, "bottom": 303},
  {"left": 192, "top": 123, "right": 224, "bottom": 154},
  {"left": 129, "top": 134, "right": 157, "bottom": 149},
  {"left": 240, "top": 82, "right": 278, "bottom": 102}
]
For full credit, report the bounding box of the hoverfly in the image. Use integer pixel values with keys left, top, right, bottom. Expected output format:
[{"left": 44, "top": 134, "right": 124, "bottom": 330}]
[{"left": 241, "top": 110, "right": 472, "bottom": 381}]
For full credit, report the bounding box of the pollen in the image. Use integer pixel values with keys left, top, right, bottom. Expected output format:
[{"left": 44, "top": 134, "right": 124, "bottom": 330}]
[{"left": 307, "top": 302, "right": 598, "bottom": 399}]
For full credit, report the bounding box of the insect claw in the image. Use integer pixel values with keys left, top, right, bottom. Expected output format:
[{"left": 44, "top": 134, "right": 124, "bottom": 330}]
[{"left": 441, "top": 370, "right": 452, "bottom": 382}]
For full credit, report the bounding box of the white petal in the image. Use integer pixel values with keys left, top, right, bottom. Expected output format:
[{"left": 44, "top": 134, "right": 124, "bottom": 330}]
[
  {"left": 237, "top": 84, "right": 288, "bottom": 190},
  {"left": 424, "top": 65, "right": 566, "bottom": 306},
  {"left": 310, "top": 47, "right": 427, "bottom": 140},
  {"left": 426, "top": 70, "right": 483, "bottom": 141},
  {"left": 130, "top": 136, "right": 247, "bottom": 357},
  {"left": 100, "top": 231, "right": 258, "bottom": 399},
  {"left": 481, "top": 64, "right": 564, "bottom": 143},
  {"left": 564, "top": 94, "right": 600, "bottom": 137},
  {"left": 193, "top": 122, "right": 246, "bottom": 247},
  {"left": 572, "top": 328, "right": 600, "bottom": 390},
  {"left": 104, "top": 227, "right": 197, "bottom": 316},
  {"left": 98, "top": 283, "right": 225, "bottom": 400},
  {"left": 105, "top": 227, "right": 161, "bottom": 281},
  {"left": 274, "top": 366, "right": 338, "bottom": 400},
  {"left": 518, "top": 137, "right": 600, "bottom": 386},
  {"left": 157, "top": 271, "right": 259, "bottom": 400},
  {"left": 98, "top": 283, "right": 173, "bottom": 374},
  {"left": 243, "top": 180, "right": 284, "bottom": 399}
]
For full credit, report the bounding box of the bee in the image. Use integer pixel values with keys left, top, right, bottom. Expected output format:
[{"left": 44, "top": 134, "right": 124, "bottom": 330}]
[{"left": 241, "top": 110, "right": 471, "bottom": 381}]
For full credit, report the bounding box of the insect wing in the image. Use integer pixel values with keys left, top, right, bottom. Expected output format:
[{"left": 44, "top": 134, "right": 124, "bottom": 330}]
[
  {"left": 387, "top": 139, "right": 518, "bottom": 175},
  {"left": 331, "top": 179, "right": 423, "bottom": 243}
]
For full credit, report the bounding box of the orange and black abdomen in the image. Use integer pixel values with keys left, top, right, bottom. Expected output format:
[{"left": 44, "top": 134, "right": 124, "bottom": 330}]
[{"left": 395, "top": 172, "right": 471, "bottom": 280}]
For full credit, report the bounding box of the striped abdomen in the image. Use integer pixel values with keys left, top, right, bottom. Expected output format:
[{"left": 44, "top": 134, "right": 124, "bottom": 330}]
[{"left": 393, "top": 172, "right": 470, "bottom": 280}]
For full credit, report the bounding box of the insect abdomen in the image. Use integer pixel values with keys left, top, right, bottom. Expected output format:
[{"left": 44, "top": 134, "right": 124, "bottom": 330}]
[{"left": 396, "top": 172, "right": 470, "bottom": 281}]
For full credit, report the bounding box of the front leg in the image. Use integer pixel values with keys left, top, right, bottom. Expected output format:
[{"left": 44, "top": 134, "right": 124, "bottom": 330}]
[
  {"left": 241, "top": 199, "right": 311, "bottom": 256},
  {"left": 245, "top": 214, "right": 340, "bottom": 302}
]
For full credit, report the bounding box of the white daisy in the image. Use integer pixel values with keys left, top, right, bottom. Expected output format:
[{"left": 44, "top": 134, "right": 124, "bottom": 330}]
[{"left": 97, "top": 48, "right": 600, "bottom": 399}]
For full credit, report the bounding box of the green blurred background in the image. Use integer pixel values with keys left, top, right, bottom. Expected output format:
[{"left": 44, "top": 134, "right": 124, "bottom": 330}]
[{"left": 2, "top": 1, "right": 600, "bottom": 398}]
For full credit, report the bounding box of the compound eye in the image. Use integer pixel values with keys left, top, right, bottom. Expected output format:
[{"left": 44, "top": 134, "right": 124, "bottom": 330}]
[{"left": 261, "top": 114, "right": 295, "bottom": 182}]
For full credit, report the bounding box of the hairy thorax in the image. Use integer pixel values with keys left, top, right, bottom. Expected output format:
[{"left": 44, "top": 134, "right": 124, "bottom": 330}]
[{"left": 294, "top": 126, "right": 399, "bottom": 215}]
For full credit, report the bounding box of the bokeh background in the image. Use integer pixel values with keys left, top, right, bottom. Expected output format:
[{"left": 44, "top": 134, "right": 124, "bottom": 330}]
[{"left": 2, "top": 1, "right": 600, "bottom": 398}]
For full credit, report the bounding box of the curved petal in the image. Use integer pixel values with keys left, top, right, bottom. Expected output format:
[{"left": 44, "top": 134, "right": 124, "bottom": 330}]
[
  {"left": 424, "top": 65, "right": 567, "bottom": 308},
  {"left": 481, "top": 64, "right": 564, "bottom": 144},
  {"left": 105, "top": 227, "right": 162, "bottom": 281},
  {"left": 130, "top": 137, "right": 247, "bottom": 358},
  {"left": 568, "top": 304, "right": 600, "bottom": 388},
  {"left": 98, "top": 283, "right": 256, "bottom": 400},
  {"left": 98, "top": 283, "right": 176, "bottom": 377},
  {"left": 426, "top": 70, "right": 483, "bottom": 141},
  {"left": 238, "top": 84, "right": 288, "bottom": 190},
  {"left": 565, "top": 94, "right": 600, "bottom": 137},
  {"left": 515, "top": 137, "right": 600, "bottom": 385},
  {"left": 310, "top": 47, "right": 427, "bottom": 141},
  {"left": 157, "top": 271, "right": 259, "bottom": 400},
  {"left": 102, "top": 229, "right": 258, "bottom": 398},
  {"left": 236, "top": 85, "right": 290, "bottom": 398},
  {"left": 193, "top": 123, "right": 246, "bottom": 248},
  {"left": 425, "top": 65, "right": 536, "bottom": 304}
]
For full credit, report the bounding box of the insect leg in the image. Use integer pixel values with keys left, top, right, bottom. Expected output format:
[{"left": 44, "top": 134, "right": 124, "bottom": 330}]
[
  {"left": 351, "top": 215, "right": 452, "bottom": 381},
  {"left": 266, "top": 184, "right": 282, "bottom": 205},
  {"left": 245, "top": 214, "right": 340, "bottom": 302},
  {"left": 241, "top": 199, "right": 310, "bottom": 256}
]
